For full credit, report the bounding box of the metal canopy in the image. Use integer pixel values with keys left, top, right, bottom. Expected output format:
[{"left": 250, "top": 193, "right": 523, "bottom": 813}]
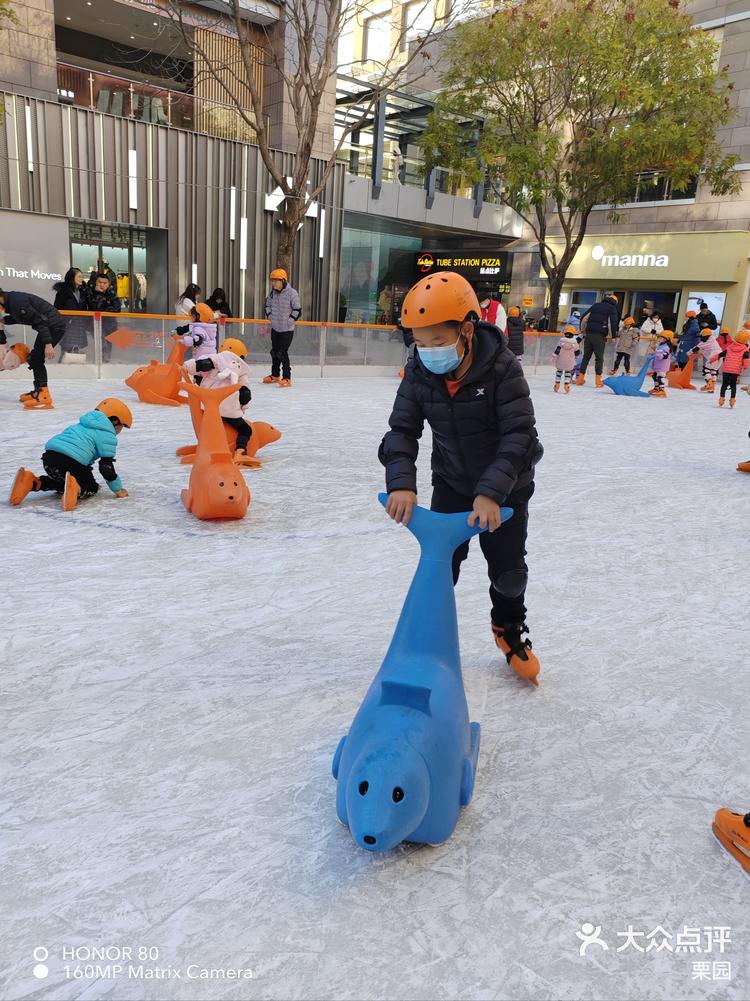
[{"left": 335, "top": 74, "right": 477, "bottom": 141}]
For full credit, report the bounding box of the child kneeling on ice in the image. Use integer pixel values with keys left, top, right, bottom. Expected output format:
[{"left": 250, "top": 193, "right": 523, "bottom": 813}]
[
  {"left": 648, "top": 331, "right": 675, "bottom": 397},
  {"left": 174, "top": 302, "right": 218, "bottom": 361},
  {"left": 552, "top": 326, "right": 580, "bottom": 392},
  {"left": 9, "top": 398, "right": 131, "bottom": 510},
  {"left": 379, "top": 272, "right": 544, "bottom": 686},
  {"left": 184, "top": 337, "right": 253, "bottom": 455}
]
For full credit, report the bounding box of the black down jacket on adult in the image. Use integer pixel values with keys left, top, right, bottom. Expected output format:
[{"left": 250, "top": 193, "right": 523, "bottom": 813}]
[
  {"left": 581, "top": 298, "right": 619, "bottom": 337},
  {"left": 3, "top": 291, "right": 64, "bottom": 344},
  {"left": 379, "top": 323, "right": 543, "bottom": 504}
]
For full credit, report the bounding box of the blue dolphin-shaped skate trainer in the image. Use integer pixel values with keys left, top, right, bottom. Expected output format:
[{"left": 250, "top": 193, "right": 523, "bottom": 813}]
[
  {"left": 602, "top": 355, "right": 654, "bottom": 398},
  {"left": 332, "top": 493, "right": 513, "bottom": 853}
]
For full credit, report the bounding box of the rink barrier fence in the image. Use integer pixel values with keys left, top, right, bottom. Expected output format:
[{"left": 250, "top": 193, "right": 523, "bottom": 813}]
[{"left": 9, "top": 312, "right": 682, "bottom": 381}]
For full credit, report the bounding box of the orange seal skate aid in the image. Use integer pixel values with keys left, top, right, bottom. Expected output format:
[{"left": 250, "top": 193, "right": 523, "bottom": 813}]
[
  {"left": 125, "top": 339, "right": 189, "bottom": 407},
  {"left": 179, "top": 381, "right": 250, "bottom": 521},
  {"left": 713, "top": 809, "right": 750, "bottom": 876}
]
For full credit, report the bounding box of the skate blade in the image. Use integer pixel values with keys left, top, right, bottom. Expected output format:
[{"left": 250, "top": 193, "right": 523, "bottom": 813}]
[
  {"left": 22, "top": 402, "right": 54, "bottom": 410},
  {"left": 712, "top": 822, "right": 750, "bottom": 877}
]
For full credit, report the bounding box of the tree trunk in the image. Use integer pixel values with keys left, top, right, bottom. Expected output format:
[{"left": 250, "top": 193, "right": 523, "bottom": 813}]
[
  {"left": 546, "top": 272, "right": 566, "bottom": 333},
  {"left": 275, "top": 199, "right": 307, "bottom": 276}
]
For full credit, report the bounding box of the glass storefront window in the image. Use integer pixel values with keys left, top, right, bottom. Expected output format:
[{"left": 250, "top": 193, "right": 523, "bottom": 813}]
[
  {"left": 340, "top": 226, "right": 422, "bottom": 325},
  {"left": 69, "top": 221, "right": 165, "bottom": 312}
]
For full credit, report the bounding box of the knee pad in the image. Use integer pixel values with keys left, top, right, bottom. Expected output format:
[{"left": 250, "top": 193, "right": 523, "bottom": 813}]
[{"left": 491, "top": 568, "right": 527, "bottom": 599}]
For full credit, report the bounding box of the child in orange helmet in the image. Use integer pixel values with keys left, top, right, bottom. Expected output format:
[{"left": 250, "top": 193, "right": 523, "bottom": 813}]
[
  {"left": 173, "top": 302, "right": 218, "bottom": 361},
  {"left": 712, "top": 330, "right": 750, "bottom": 408},
  {"left": 380, "top": 271, "right": 544, "bottom": 686},
  {"left": 184, "top": 338, "right": 253, "bottom": 456},
  {"left": 9, "top": 398, "right": 132, "bottom": 511}
]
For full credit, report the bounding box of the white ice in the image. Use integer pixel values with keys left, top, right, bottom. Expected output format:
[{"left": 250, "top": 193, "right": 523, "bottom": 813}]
[{"left": 2, "top": 369, "right": 750, "bottom": 1001}]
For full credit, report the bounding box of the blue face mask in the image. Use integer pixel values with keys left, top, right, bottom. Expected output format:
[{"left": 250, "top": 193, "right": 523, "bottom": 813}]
[{"left": 418, "top": 335, "right": 465, "bottom": 375}]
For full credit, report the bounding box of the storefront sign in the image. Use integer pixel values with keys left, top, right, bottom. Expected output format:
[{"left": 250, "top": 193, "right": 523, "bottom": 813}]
[
  {"left": 0, "top": 210, "right": 70, "bottom": 300},
  {"left": 522, "top": 296, "right": 534, "bottom": 308},
  {"left": 591, "top": 244, "right": 669, "bottom": 268},
  {"left": 416, "top": 250, "right": 513, "bottom": 282},
  {"left": 543, "top": 232, "right": 750, "bottom": 284}
]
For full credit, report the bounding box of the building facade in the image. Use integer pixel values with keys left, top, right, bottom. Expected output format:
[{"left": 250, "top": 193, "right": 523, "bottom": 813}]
[{"left": 512, "top": 1, "right": 750, "bottom": 330}]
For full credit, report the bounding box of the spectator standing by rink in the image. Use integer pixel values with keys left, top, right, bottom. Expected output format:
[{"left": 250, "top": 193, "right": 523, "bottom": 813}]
[
  {"left": 53, "top": 268, "right": 88, "bottom": 359},
  {"left": 176, "top": 284, "right": 202, "bottom": 317}
]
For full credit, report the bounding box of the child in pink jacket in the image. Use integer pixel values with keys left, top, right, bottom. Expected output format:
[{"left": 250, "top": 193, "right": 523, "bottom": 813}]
[
  {"left": 691, "top": 328, "right": 721, "bottom": 393},
  {"left": 552, "top": 326, "right": 581, "bottom": 393},
  {"left": 713, "top": 330, "right": 750, "bottom": 408}
]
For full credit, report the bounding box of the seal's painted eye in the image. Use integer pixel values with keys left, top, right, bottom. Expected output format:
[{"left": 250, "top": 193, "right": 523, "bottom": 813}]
[
  {"left": 392, "top": 787, "right": 404, "bottom": 803},
  {"left": 358, "top": 781, "right": 369, "bottom": 796}
]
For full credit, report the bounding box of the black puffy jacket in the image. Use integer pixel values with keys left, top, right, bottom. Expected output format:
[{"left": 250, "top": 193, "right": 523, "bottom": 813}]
[
  {"left": 506, "top": 315, "right": 525, "bottom": 355},
  {"left": 697, "top": 309, "right": 718, "bottom": 332},
  {"left": 3, "top": 291, "right": 65, "bottom": 345},
  {"left": 581, "top": 298, "right": 619, "bottom": 337},
  {"left": 379, "top": 323, "right": 543, "bottom": 504}
]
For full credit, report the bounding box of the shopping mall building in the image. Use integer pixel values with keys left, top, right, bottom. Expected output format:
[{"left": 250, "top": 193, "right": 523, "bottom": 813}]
[{"left": 0, "top": 0, "right": 749, "bottom": 327}]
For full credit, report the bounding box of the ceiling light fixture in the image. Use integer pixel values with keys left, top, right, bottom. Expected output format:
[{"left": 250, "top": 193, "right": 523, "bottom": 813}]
[
  {"left": 130, "top": 34, "right": 135, "bottom": 39},
  {"left": 65, "top": 15, "right": 71, "bottom": 19}
]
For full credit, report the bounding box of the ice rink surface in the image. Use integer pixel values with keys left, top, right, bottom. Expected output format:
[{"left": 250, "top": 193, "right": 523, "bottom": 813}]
[{"left": 2, "top": 369, "right": 750, "bottom": 1001}]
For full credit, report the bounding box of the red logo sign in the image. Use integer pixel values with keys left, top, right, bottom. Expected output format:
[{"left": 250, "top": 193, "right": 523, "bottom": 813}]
[{"left": 417, "top": 253, "right": 435, "bottom": 273}]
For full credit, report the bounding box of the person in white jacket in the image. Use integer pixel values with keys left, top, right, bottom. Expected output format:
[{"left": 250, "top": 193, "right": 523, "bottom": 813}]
[
  {"left": 184, "top": 338, "right": 253, "bottom": 454},
  {"left": 690, "top": 327, "right": 722, "bottom": 393},
  {"left": 640, "top": 311, "right": 664, "bottom": 339}
]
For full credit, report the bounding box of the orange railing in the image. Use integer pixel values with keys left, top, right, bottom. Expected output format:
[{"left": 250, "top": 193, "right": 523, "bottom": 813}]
[{"left": 8, "top": 312, "right": 673, "bottom": 380}]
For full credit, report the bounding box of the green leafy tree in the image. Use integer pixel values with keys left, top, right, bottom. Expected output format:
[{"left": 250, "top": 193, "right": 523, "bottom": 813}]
[{"left": 421, "top": 0, "right": 741, "bottom": 330}]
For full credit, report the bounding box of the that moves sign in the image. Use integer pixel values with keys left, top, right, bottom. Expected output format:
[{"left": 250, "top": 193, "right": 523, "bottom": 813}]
[
  {"left": 0, "top": 209, "right": 70, "bottom": 300},
  {"left": 415, "top": 249, "right": 513, "bottom": 283}
]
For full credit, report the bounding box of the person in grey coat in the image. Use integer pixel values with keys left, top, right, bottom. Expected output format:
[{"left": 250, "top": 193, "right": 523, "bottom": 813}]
[{"left": 263, "top": 268, "right": 301, "bottom": 387}]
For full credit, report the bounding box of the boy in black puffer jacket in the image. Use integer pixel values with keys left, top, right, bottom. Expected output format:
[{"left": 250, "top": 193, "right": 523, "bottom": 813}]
[{"left": 379, "top": 272, "right": 544, "bottom": 686}]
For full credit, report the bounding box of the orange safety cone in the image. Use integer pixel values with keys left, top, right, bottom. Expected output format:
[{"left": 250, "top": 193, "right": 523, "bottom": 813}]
[
  {"left": 666, "top": 354, "right": 697, "bottom": 390},
  {"left": 179, "top": 381, "right": 250, "bottom": 521}
]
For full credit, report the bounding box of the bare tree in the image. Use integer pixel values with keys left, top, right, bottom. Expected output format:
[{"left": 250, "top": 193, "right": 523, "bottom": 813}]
[{"left": 156, "top": 0, "right": 471, "bottom": 272}]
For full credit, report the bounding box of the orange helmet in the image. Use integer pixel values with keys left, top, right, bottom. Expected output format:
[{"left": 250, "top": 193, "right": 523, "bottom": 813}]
[
  {"left": 660, "top": 330, "right": 676, "bottom": 344},
  {"left": 270, "top": 268, "right": 288, "bottom": 281},
  {"left": 623, "top": 316, "right": 635, "bottom": 326},
  {"left": 721, "top": 326, "right": 731, "bottom": 334},
  {"left": 735, "top": 330, "right": 750, "bottom": 345},
  {"left": 11, "top": 343, "right": 30, "bottom": 363},
  {"left": 400, "top": 272, "right": 480, "bottom": 329},
  {"left": 508, "top": 306, "right": 521, "bottom": 317},
  {"left": 193, "top": 303, "right": 215, "bottom": 324},
  {"left": 743, "top": 320, "right": 750, "bottom": 330},
  {"left": 97, "top": 397, "right": 133, "bottom": 428},
  {"left": 220, "top": 337, "right": 248, "bottom": 358},
  {"left": 686, "top": 310, "right": 697, "bottom": 318},
  {"left": 563, "top": 325, "right": 577, "bottom": 335}
]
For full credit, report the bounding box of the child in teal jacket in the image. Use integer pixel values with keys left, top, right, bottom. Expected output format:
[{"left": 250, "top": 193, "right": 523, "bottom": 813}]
[{"left": 9, "top": 398, "right": 132, "bottom": 510}]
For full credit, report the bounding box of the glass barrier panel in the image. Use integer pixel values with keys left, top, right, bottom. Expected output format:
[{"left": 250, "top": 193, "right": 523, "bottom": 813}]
[
  {"left": 97, "top": 315, "right": 167, "bottom": 371},
  {"left": 56, "top": 314, "right": 98, "bottom": 366},
  {"left": 362, "top": 327, "right": 407, "bottom": 368},
  {"left": 324, "top": 325, "right": 367, "bottom": 366}
]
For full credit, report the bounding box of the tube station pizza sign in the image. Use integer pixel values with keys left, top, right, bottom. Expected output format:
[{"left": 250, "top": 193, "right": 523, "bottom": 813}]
[{"left": 415, "top": 250, "right": 513, "bottom": 282}]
